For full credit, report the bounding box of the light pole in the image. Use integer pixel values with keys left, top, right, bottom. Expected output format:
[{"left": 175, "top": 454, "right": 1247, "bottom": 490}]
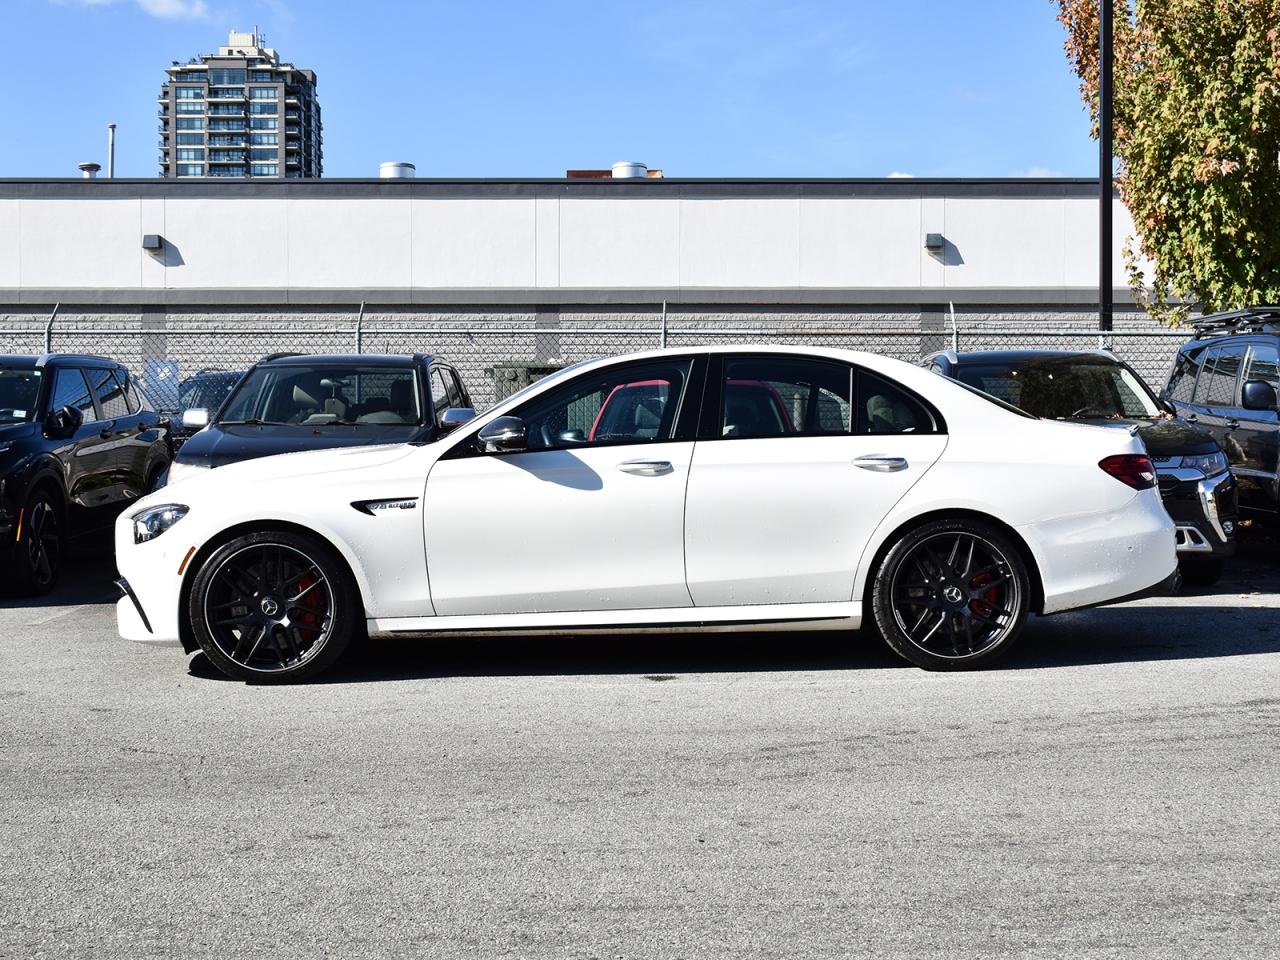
[{"left": 1099, "top": 0, "right": 1113, "bottom": 333}]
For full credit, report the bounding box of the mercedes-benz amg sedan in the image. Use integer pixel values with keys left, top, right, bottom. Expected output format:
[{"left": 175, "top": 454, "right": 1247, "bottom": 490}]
[{"left": 115, "top": 347, "right": 1178, "bottom": 682}]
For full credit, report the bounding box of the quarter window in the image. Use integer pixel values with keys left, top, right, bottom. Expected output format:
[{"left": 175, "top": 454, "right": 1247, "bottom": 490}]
[
  {"left": 515, "top": 360, "right": 691, "bottom": 451},
  {"left": 1166, "top": 348, "right": 1205, "bottom": 404},
  {"left": 856, "top": 371, "right": 938, "bottom": 435}
]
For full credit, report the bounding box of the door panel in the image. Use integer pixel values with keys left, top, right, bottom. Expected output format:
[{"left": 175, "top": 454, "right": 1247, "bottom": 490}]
[
  {"left": 1195, "top": 344, "right": 1247, "bottom": 457},
  {"left": 47, "top": 367, "right": 115, "bottom": 534},
  {"left": 684, "top": 434, "right": 946, "bottom": 605},
  {"left": 424, "top": 441, "right": 694, "bottom": 615},
  {"left": 1236, "top": 342, "right": 1280, "bottom": 512}
]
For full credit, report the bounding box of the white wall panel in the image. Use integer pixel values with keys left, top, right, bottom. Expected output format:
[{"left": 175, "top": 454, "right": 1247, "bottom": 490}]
[
  {"left": 534, "top": 198, "right": 560, "bottom": 287},
  {"left": 558, "top": 199, "right": 679, "bottom": 288},
  {"left": 410, "top": 199, "right": 535, "bottom": 288},
  {"left": 1063, "top": 198, "right": 1139, "bottom": 287},
  {"left": 0, "top": 201, "right": 19, "bottom": 288},
  {"left": 940, "top": 199, "right": 1066, "bottom": 288},
  {"left": 679, "top": 200, "right": 800, "bottom": 288},
  {"left": 287, "top": 199, "right": 411, "bottom": 288},
  {"left": 799, "top": 198, "right": 921, "bottom": 287},
  {"left": 161, "top": 199, "right": 288, "bottom": 288},
  {"left": 19, "top": 198, "right": 141, "bottom": 288}
]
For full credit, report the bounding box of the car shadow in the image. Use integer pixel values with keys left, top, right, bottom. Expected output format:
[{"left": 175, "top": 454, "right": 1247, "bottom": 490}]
[{"left": 0, "top": 537, "right": 118, "bottom": 608}]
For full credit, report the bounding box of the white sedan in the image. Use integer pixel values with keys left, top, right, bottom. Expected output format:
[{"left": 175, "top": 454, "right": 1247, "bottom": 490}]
[{"left": 115, "top": 347, "right": 1178, "bottom": 682}]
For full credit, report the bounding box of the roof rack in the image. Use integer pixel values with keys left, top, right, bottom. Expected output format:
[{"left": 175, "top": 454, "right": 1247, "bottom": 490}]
[{"left": 1192, "top": 306, "right": 1280, "bottom": 339}]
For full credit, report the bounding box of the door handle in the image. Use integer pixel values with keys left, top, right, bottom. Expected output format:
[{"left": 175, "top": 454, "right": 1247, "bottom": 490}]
[
  {"left": 854, "top": 455, "right": 909, "bottom": 473},
  {"left": 99, "top": 420, "right": 116, "bottom": 439},
  {"left": 1184, "top": 413, "right": 1198, "bottom": 423},
  {"left": 617, "top": 459, "right": 673, "bottom": 476},
  {"left": 1226, "top": 418, "right": 1240, "bottom": 430}
]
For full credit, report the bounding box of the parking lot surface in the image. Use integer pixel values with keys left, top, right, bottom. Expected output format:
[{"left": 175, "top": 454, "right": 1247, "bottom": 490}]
[{"left": 2, "top": 537, "right": 1279, "bottom": 959}]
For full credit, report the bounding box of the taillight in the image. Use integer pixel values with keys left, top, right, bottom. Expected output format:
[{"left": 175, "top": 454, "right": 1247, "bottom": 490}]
[{"left": 1099, "top": 454, "right": 1157, "bottom": 490}]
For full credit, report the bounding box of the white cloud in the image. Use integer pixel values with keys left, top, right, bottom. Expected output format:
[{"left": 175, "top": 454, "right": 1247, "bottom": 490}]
[
  {"left": 51, "top": 0, "right": 210, "bottom": 19},
  {"left": 1009, "top": 166, "right": 1065, "bottom": 178},
  {"left": 887, "top": 171, "right": 914, "bottom": 178}
]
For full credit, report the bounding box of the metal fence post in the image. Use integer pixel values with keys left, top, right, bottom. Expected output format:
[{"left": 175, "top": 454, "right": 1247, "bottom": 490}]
[
  {"left": 354, "top": 301, "right": 365, "bottom": 354},
  {"left": 44, "top": 303, "right": 58, "bottom": 353},
  {"left": 660, "top": 300, "right": 667, "bottom": 349},
  {"left": 949, "top": 302, "right": 958, "bottom": 354}
]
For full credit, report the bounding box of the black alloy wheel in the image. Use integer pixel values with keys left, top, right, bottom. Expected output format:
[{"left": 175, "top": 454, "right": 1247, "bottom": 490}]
[
  {"left": 14, "top": 490, "right": 62, "bottom": 596},
  {"left": 189, "top": 530, "right": 360, "bottom": 682},
  {"left": 871, "top": 518, "right": 1030, "bottom": 670}
]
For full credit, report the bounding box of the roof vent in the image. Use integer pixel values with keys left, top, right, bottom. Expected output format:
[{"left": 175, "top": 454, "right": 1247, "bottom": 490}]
[
  {"left": 379, "top": 161, "right": 416, "bottom": 179},
  {"left": 78, "top": 162, "right": 101, "bottom": 180},
  {"left": 611, "top": 161, "right": 647, "bottom": 179}
]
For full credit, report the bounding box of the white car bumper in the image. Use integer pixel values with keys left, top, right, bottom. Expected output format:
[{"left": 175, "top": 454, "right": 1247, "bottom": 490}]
[
  {"left": 1019, "top": 487, "right": 1178, "bottom": 615},
  {"left": 114, "top": 512, "right": 188, "bottom": 645}
]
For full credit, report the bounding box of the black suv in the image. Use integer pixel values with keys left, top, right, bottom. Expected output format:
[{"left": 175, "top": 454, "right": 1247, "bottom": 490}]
[
  {"left": 925, "top": 349, "right": 1237, "bottom": 585},
  {"left": 165, "top": 353, "right": 475, "bottom": 484},
  {"left": 1161, "top": 307, "right": 1280, "bottom": 520},
  {"left": 1, "top": 353, "right": 172, "bottom": 594}
]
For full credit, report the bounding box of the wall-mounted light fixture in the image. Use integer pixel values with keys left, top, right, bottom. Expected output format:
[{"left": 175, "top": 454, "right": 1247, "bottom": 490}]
[
  {"left": 142, "top": 234, "right": 163, "bottom": 252},
  {"left": 924, "top": 233, "right": 945, "bottom": 253}
]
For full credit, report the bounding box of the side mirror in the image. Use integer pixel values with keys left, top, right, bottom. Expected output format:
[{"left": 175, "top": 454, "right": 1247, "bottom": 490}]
[
  {"left": 439, "top": 407, "right": 477, "bottom": 433},
  {"left": 45, "top": 404, "right": 83, "bottom": 440},
  {"left": 181, "top": 407, "right": 210, "bottom": 430},
  {"left": 1241, "top": 379, "right": 1278, "bottom": 412},
  {"left": 1160, "top": 397, "right": 1177, "bottom": 416},
  {"left": 475, "top": 416, "right": 528, "bottom": 454}
]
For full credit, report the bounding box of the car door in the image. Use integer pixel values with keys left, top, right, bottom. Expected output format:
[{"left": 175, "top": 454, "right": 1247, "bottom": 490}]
[
  {"left": 46, "top": 367, "right": 116, "bottom": 534},
  {"left": 684, "top": 355, "right": 947, "bottom": 607},
  {"left": 1234, "top": 340, "right": 1280, "bottom": 512},
  {"left": 85, "top": 366, "right": 148, "bottom": 504},
  {"left": 1195, "top": 343, "right": 1249, "bottom": 468},
  {"left": 423, "top": 355, "right": 703, "bottom": 616}
]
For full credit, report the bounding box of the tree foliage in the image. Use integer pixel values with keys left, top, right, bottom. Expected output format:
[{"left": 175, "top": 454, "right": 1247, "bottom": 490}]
[{"left": 1056, "top": 0, "right": 1280, "bottom": 323}]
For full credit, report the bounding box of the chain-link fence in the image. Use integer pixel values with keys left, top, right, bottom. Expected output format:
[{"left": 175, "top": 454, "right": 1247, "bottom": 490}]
[{"left": 3, "top": 310, "right": 1189, "bottom": 413}]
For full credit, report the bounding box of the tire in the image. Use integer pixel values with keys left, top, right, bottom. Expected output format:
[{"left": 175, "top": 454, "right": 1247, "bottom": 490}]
[
  {"left": 1178, "top": 556, "right": 1224, "bottom": 588},
  {"left": 188, "top": 530, "right": 361, "bottom": 683},
  {"left": 13, "top": 488, "right": 64, "bottom": 597},
  {"left": 870, "top": 518, "right": 1031, "bottom": 671}
]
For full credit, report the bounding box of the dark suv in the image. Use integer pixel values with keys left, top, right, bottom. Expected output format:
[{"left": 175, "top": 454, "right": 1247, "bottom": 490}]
[
  {"left": 925, "top": 349, "right": 1237, "bottom": 585},
  {"left": 165, "top": 353, "right": 475, "bottom": 485},
  {"left": 1, "top": 353, "right": 172, "bottom": 595},
  {"left": 1161, "top": 307, "right": 1280, "bottom": 520}
]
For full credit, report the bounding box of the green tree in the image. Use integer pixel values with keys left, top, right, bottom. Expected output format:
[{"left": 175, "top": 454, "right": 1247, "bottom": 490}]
[{"left": 1056, "top": 0, "right": 1280, "bottom": 323}]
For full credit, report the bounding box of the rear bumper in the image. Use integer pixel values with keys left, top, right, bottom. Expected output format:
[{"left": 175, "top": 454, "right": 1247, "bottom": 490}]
[{"left": 1018, "top": 488, "right": 1178, "bottom": 615}]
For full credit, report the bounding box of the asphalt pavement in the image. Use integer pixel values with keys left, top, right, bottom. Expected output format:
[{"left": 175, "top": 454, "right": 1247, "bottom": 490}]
[{"left": 1, "top": 535, "right": 1278, "bottom": 959}]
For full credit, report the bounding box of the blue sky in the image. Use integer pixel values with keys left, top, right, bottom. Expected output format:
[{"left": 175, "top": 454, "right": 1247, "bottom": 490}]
[{"left": 2, "top": 0, "right": 1096, "bottom": 179}]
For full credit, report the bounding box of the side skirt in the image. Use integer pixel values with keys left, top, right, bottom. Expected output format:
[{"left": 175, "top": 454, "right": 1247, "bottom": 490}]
[{"left": 367, "top": 601, "right": 861, "bottom": 638}]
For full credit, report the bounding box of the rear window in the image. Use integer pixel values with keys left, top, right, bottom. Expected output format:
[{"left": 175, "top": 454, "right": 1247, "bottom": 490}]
[{"left": 951, "top": 357, "right": 1159, "bottom": 420}]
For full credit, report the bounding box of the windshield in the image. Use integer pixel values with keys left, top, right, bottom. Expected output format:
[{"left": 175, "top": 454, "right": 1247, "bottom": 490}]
[
  {"left": 0, "top": 367, "right": 41, "bottom": 423},
  {"left": 219, "top": 364, "right": 423, "bottom": 426},
  {"left": 952, "top": 357, "right": 1161, "bottom": 420}
]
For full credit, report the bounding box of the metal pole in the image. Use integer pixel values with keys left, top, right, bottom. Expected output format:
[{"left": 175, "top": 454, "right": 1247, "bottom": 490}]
[
  {"left": 355, "top": 301, "right": 365, "bottom": 353},
  {"left": 1099, "top": 0, "right": 1113, "bottom": 333},
  {"left": 949, "top": 301, "right": 958, "bottom": 353},
  {"left": 107, "top": 124, "right": 116, "bottom": 179},
  {"left": 44, "top": 303, "right": 59, "bottom": 353},
  {"left": 660, "top": 300, "right": 667, "bottom": 349}
]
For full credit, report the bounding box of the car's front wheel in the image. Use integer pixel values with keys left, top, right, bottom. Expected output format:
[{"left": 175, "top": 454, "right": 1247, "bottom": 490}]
[
  {"left": 13, "top": 488, "right": 63, "bottom": 596},
  {"left": 188, "top": 530, "right": 360, "bottom": 682},
  {"left": 870, "top": 518, "right": 1031, "bottom": 670}
]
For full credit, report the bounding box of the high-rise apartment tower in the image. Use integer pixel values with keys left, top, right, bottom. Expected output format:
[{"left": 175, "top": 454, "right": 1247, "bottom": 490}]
[{"left": 158, "top": 30, "right": 322, "bottom": 178}]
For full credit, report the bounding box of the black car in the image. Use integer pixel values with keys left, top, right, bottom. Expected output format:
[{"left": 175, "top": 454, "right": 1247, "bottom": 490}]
[
  {"left": 167, "top": 368, "right": 244, "bottom": 448},
  {"left": 925, "top": 349, "right": 1237, "bottom": 586},
  {"left": 0, "top": 353, "right": 172, "bottom": 595},
  {"left": 1160, "top": 307, "right": 1280, "bottom": 519},
  {"left": 165, "top": 352, "right": 475, "bottom": 484}
]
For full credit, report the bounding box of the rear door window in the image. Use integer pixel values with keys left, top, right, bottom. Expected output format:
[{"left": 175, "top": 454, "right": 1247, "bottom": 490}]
[
  {"left": 87, "top": 369, "right": 131, "bottom": 420},
  {"left": 1195, "top": 345, "right": 1248, "bottom": 407},
  {"left": 718, "top": 357, "right": 852, "bottom": 438}
]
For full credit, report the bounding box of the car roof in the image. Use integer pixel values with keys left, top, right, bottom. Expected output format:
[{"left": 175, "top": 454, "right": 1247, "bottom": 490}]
[
  {"left": 931, "top": 349, "right": 1117, "bottom": 365},
  {"left": 1, "top": 353, "right": 120, "bottom": 369},
  {"left": 256, "top": 353, "right": 430, "bottom": 368}
]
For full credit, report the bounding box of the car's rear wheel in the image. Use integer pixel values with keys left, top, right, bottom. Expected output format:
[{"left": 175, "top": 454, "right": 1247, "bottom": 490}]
[
  {"left": 188, "top": 530, "right": 360, "bottom": 683},
  {"left": 870, "top": 518, "right": 1031, "bottom": 670},
  {"left": 13, "top": 488, "right": 63, "bottom": 596}
]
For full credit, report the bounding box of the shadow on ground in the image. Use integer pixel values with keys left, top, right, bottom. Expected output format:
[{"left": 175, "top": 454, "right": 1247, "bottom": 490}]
[
  {"left": 0, "top": 537, "right": 118, "bottom": 609},
  {"left": 189, "top": 537, "right": 1280, "bottom": 684}
]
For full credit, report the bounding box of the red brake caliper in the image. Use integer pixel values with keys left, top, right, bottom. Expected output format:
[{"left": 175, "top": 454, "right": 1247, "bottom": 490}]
[{"left": 293, "top": 574, "right": 326, "bottom": 641}]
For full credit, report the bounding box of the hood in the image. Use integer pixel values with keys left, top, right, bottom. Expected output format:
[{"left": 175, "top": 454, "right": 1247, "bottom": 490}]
[
  {"left": 176, "top": 422, "right": 428, "bottom": 468},
  {"left": 1077, "top": 416, "right": 1220, "bottom": 457},
  {"left": 0, "top": 421, "right": 36, "bottom": 443}
]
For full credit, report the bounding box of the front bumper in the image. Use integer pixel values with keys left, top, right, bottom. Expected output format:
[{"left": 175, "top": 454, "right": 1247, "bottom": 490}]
[{"left": 1157, "top": 468, "right": 1237, "bottom": 557}]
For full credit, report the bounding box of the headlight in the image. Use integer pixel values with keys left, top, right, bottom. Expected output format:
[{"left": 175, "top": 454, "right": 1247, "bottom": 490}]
[
  {"left": 1181, "top": 451, "right": 1229, "bottom": 478},
  {"left": 165, "top": 460, "right": 211, "bottom": 486},
  {"left": 133, "top": 503, "right": 189, "bottom": 544}
]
